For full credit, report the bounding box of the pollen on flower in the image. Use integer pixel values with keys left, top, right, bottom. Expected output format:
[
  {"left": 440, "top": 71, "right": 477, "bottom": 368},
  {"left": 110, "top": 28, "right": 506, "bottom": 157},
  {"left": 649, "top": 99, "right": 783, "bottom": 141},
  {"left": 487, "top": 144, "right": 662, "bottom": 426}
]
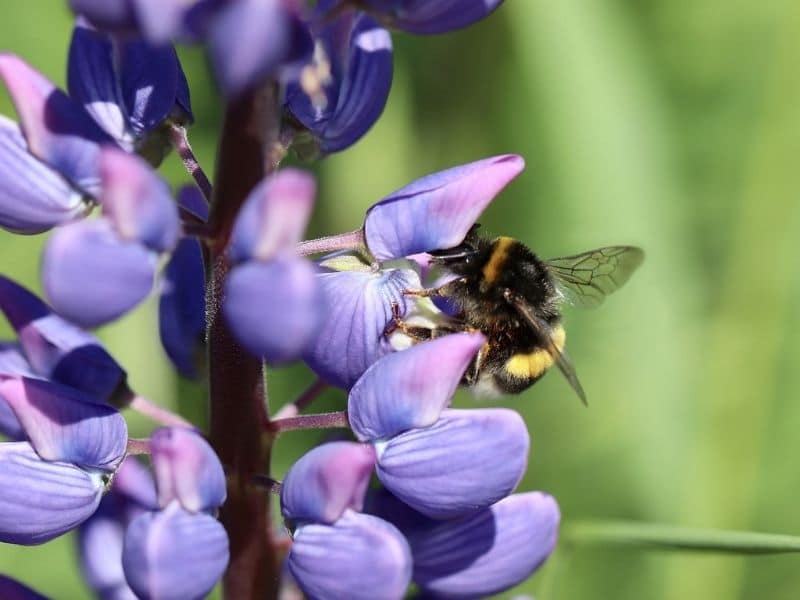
[{"left": 300, "top": 41, "right": 333, "bottom": 115}]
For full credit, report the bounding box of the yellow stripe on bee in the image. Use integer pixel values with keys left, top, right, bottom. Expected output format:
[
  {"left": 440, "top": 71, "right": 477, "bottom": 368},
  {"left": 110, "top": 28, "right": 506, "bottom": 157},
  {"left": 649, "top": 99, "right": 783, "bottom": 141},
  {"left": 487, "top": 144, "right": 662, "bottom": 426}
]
[
  {"left": 482, "top": 236, "right": 516, "bottom": 284},
  {"left": 504, "top": 324, "right": 567, "bottom": 379}
]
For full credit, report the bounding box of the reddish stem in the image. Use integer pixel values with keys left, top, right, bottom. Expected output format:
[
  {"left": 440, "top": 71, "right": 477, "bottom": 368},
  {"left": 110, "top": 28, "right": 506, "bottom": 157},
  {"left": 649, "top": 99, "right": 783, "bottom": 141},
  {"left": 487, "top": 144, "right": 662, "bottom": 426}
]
[
  {"left": 168, "top": 123, "right": 213, "bottom": 202},
  {"left": 270, "top": 411, "right": 350, "bottom": 434}
]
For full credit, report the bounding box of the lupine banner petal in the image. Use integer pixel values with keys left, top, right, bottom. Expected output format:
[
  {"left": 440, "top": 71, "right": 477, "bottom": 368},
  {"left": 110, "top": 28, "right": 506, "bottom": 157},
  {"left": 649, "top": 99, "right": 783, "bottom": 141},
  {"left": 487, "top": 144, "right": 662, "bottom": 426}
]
[
  {"left": 363, "top": 154, "right": 524, "bottom": 260},
  {"left": 0, "top": 574, "right": 49, "bottom": 599},
  {"left": 288, "top": 510, "right": 411, "bottom": 600},
  {"left": 0, "top": 53, "right": 113, "bottom": 195},
  {"left": 411, "top": 492, "right": 560, "bottom": 598},
  {"left": 229, "top": 169, "right": 316, "bottom": 263},
  {"left": 149, "top": 427, "right": 226, "bottom": 512},
  {"left": 348, "top": 332, "right": 484, "bottom": 441},
  {"left": 375, "top": 408, "right": 529, "bottom": 519},
  {"left": 303, "top": 267, "right": 420, "bottom": 388},
  {"left": 122, "top": 503, "right": 229, "bottom": 600},
  {"left": 0, "top": 376, "right": 127, "bottom": 470},
  {"left": 224, "top": 258, "right": 324, "bottom": 363},
  {"left": 281, "top": 442, "right": 376, "bottom": 525},
  {"left": 0, "top": 116, "right": 87, "bottom": 234},
  {"left": 0, "top": 442, "right": 104, "bottom": 545},
  {"left": 363, "top": 0, "right": 504, "bottom": 34},
  {"left": 42, "top": 219, "right": 157, "bottom": 328}
]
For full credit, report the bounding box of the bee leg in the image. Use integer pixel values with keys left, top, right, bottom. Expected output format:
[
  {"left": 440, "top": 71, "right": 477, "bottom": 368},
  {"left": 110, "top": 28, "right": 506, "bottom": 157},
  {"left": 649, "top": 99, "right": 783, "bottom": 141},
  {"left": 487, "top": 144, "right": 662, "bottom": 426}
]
[
  {"left": 403, "top": 278, "right": 466, "bottom": 298},
  {"left": 383, "top": 302, "right": 434, "bottom": 341}
]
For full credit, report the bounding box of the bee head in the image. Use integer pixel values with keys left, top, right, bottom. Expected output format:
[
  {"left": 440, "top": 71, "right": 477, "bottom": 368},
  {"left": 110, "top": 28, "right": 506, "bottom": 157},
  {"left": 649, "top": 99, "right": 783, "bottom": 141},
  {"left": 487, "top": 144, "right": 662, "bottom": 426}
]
[{"left": 428, "top": 224, "right": 484, "bottom": 272}]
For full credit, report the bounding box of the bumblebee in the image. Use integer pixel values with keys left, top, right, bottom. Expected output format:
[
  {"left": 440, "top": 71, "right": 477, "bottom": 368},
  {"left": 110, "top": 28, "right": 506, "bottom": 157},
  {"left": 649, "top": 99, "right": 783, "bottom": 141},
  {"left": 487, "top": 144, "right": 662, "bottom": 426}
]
[{"left": 395, "top": 227, "right": 644, "bottom": 403}]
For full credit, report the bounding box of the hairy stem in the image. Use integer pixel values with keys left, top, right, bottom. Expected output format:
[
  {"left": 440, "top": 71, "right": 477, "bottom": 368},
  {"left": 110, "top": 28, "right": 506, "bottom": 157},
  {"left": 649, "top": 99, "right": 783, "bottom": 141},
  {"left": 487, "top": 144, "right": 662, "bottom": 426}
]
[
  {"left": 125, "top": 438, "right": 151, "bottom": 455},
  {"left": 296, "top": 228, "right": 367, "bottom": 256},
  {"left": 128, "top": 394, "right": 193, "bottom": 428},
  {"left": 208, "top": 84, "right": 280, "bottom": 600},
  {"left": 270, "top": 411, "right": 350, "bottom": 433},
  {"left": 168, "top": 123, "right": 213, "bottom": 202}
]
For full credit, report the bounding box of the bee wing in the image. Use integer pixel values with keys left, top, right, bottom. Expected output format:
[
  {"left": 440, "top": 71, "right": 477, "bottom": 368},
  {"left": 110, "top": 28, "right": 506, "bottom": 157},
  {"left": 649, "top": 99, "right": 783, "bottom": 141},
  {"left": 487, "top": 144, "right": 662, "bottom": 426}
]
[
  {"left": 503, "top": 289, "right": 587, "bottom": 405},
  {"left": 544, "top": 246, "right": 644, "bottom": 309}
]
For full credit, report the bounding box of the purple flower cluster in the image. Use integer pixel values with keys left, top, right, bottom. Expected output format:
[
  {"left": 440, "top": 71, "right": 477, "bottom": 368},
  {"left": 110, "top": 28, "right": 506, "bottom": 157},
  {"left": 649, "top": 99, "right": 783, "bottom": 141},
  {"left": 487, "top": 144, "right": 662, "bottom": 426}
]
[{"left": 0, "top": 1, "right": 566, "bottom": 598}]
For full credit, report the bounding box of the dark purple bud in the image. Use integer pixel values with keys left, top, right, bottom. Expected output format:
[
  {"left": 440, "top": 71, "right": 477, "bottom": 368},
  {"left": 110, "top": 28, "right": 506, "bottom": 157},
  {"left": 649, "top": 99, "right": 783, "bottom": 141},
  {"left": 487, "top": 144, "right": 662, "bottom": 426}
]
[
  {"left": 159, "top": 238, "right": 206, "bottom": 379},
  {"left": 411, "top": 492, "right": 560, "bottom": 598},
  {"left": 281, "top": 441, "right": 376, "bottom": 525},
  {"left": 42, "top": 219, "right": 157, "bottom": 328},
  {"left": 0, "top": 116, "right": 89, "bottom": 234},
  {"left": 0, "top": 53, "right": 113, "bottom": 195},
  {"left": 68, "top": 0, "right": 138, "bottom": 34},
  {"left": 361, "top": 0, "right": 504, "bottom": 34},
  {"left": 364, "top": 154, "right": 524, "bottom": 260},
  {"left": 0, "top": 574, "right": 49, "bottom": 599},
  {"left": 0, "top": 442, "right": 105, "bottom": 544},
  {"left": 348, "top": 332, "right": 484, "bottom": 441},
  {"left": 176, "top": 185, "right": 208, "bottom": 222},
  {"left": 122, "top": 503, "right": 229, "bottom": 600},
  {"left": 303, "top": 267, "right": 420, "bottom": 388},
  {"left": 375, "top": 408, "right": 528, "bottom": 519},
  {"left": 0, "top": 376, "right": 127, "bottom": 470},
  {"left": 288, "top": 510, "right": 411, "bottom": 600},
  {"left": 150, "top": 427, "right": 226, "bottom": 512},
  {"left": 285, "top": 10, "right": 392, "bottom": 154}
]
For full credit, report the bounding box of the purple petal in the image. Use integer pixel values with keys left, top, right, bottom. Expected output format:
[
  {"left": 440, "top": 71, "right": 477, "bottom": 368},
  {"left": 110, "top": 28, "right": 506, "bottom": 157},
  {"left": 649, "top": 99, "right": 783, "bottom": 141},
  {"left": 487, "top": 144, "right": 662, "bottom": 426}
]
[
  {"left": 0, "top": 53, "right": 113, "bottom": 195},
  {"left": 0, "top": 115, "right": 88, "bottom": 234},
  {"left": 99, "top": 148, "right": 179, "bottom": 252},
  {"left": 303, "top": 267, "right": 420, "bottom": 389},
  {"left": 0, "top": 575, "right": 48, "bottom": 600},
  {"left": 285, "top": 12, "right": 392, "bottom": 153},
  {"left": 224, "top": 258, "right": 324, "bottom": 363},
  {"left": 122, "top": 504, "right": 229, "bottom": 600},
  {"left": 0, "top": 376, "right": 127, "bottom": 470},
  {"left": 158, "top": 238, "right": 206, "bottom": 379},
  {"left": 42, "top": 219, "right": 157, "bottom": 328},
  {"left": 364, "top": 0, "right": 504, "bottom": 34},
  {"left": 288, "top": 510, "right": 411, "bottom": 600},
  {"left": 364, "top": 155, "right": 524, "bottom": 260},
  {"left": 150, "top": 427, "right": 226, "bottom": 512},
  {"left": 375, "top": 408, "right": 529, "bottom": 519},
  {"left": 281, "top": 441, "right": 376, "bottom": 525},
  {"left": 176, "top": 185, "right": 208, "bottom": 222},
  {"left": 0, "top": 442, "right": 104, "bottom": 545},
  {"left": 348, "top": 332, "right": 484, "bottom": 441},
  {"left": 110, "top": 456, "right": 158, "bottom": 510},
  {"left": 229, "top": 169, "right": 316, "bottom": 263},
  {"left": 130, "top": 0, "right": 193, "bottom": 44},
  {"left": 411, "top": 492, "right": 560, "bottom": 598},
  {"left": 0, "top": 344, "right": 32, "bottom": 439}
]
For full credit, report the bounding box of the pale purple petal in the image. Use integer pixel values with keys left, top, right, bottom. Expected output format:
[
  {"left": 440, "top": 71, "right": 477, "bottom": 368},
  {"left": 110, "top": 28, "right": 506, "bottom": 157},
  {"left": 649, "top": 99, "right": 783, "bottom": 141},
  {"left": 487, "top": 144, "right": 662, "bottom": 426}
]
[
  {"left": 122, "top": 503, "right": 229, "bottom": 600},
  {"left": 411, "top": 492, "right": 560, "bottom": 598},
  {"left": 42, "top": 219, "right": 157, "bottom": 328},
  {"left": 110, "top": 456, "right": 157, "bottom": 510},
  {"left": 303, "top": 267, "right": 420, "bottom": 389},
  {"left": 281, "top": 442, "right": 375, "bottom": 525},
  {"left": 0, "top": 376, "right": 127, "bottom": 470},
  {"left": 150, "top": 427, "right": 226, "bottom": 512},
  {"left": 0, "top": 53, "right": 113, "bottom": 195},
  {"left": 0, "top": 575, "right": 49, "bottom": 599},
  {"left": 0, "top": 345, "right": 31, "bottom": 439},
  {"left": 0, "top": 442, "right": 104, "bottom": 545},
  {"left": 288, "top": 510, "right": 411, "bottom": 600},
  {"left": 363, "top": 155, "right": 524, "bottom": 260},
  {"left": 376, "top": 408, "right": 529, "bottom": 519},
  {"left": 99, "top": 148, "right": 179, "bottom": 252},
  {"left": 131, "top": 0, "right": 193, "bottom": 44},
  {"left": 348, "top": 332, "right": 484, "bottom": 441},
  {"left": 364, "top": 0, "right": 504, "bottom": 34},
  {"left": 69, "top": 0, "right": 137, "bottom": 33},
  {"left": 224, "top": 258, "right": 324, "bottom": 364},
  {"left": 0, "top": 115, "right": 88, "bottom": 234},
  {"left": 229, "top": 169, "right": 316, "bottom": 263}
]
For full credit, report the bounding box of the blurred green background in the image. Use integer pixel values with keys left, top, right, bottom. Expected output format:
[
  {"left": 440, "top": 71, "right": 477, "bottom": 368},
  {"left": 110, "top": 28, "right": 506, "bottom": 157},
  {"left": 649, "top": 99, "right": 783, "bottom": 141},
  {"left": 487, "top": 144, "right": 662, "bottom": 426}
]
[{"left": 2, "top": 1, "right": 800, "bottom": 598}]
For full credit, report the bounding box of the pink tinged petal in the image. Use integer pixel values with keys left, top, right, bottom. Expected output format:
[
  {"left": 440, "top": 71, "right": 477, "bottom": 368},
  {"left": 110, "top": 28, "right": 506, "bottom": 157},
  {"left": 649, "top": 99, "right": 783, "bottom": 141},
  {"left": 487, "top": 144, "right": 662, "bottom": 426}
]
[
  {"left": 363, "top": 154, "right": 524, "bottom": 260},
  {"left": 42, "top": 219, "right": 157, "bottom": 328},
  {"left": 0, "top": 345, "right": 30, "bottom": 439},
  {"left": 150, "top": 427, "right": 225, "bottom": 512},
  {"left": 0, "top": 442, "right": 105, "bottom": 545},
  {"left": 229, "top": 169, "right": 316, "bottom": 263},
  {"left": 375, "top": 408, "right": 529, "bottom": 519},
  {"left": 110, "top": 456, "right": 157, "bottom": 510},
  {"left": 99, "top": 148, "right": 180, "bottom": 252},
  {"left": 0, "top": 53, "right": 113, "bottom": 195},
  {"left": 78, "top": 501, "right": 137, "bottom": 600},
  {"left": 348, "top": 332, "right": 484, "bottom": 441},
  {"left": 281, "top": 442, "right": 376, "bottom": 525},
  {"left": 288, "top": 510, "right": 412, "bottom": 600},
  {"left": 0, "top": 376, "right": 127, "bottom": 470},
  {"left": 0, "top": 115, "right": 88, "bottom": 234},
  {"left": 224, "top": 258, "right": 324, "bottom": 364},
  {"left": 122, "top": 503, "right": 229, "bottom": 600},
  {"left": 411, "top": 492, "right": 560, "bottom": 598},
  {"left": 303, "top": 267, "right": 421, "bottom": 389},
  {"left": 0, "top": 575, "right": 49, "bottom": 599}
]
